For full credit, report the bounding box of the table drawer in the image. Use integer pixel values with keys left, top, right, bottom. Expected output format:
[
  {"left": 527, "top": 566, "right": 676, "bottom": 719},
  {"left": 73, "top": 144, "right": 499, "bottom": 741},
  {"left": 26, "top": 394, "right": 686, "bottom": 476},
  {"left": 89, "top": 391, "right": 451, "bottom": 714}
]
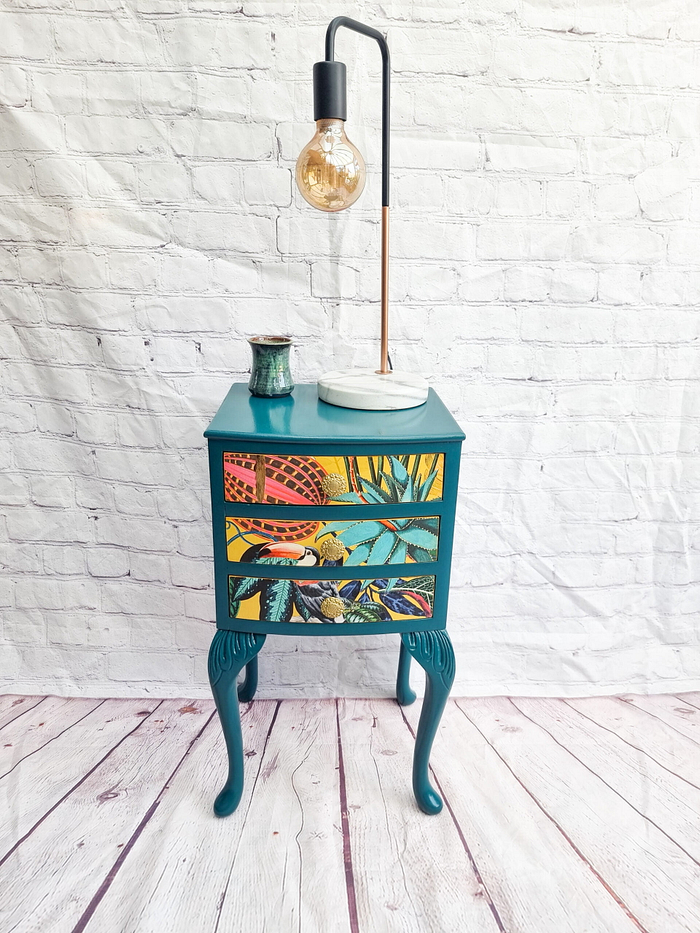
[
  {"left": 223, "top": 452, "right": 444, "bottom": 506},
  {"left": 228, "top": 574, "right": 435, "bottom": 624},
  {"left": 225, "top": 515, "right": 440, "bottom": 566}
]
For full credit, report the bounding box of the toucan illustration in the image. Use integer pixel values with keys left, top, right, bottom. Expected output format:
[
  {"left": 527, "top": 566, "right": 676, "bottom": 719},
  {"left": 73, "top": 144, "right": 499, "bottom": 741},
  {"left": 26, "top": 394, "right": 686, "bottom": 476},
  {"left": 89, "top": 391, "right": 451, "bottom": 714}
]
[
  {"left": 240, "top": 541, "right": 320, "bottom": 566},
  {"left": 236, "top": 541, "right": 345, "bottom": 622}
]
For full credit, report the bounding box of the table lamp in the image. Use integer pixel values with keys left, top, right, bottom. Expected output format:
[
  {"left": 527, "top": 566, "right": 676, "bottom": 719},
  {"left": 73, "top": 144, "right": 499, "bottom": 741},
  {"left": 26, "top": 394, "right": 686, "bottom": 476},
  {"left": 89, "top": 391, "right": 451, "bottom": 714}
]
[{"left": 296, "top": 16, "right": 430, "bottom": 411}]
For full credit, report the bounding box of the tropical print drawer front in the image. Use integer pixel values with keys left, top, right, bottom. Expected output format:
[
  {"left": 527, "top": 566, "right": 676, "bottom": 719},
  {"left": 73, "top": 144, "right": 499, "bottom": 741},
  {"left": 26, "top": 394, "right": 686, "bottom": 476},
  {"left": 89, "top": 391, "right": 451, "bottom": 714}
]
[
  {"left": 226, "top": 515, "right": 439, "bottom": 566},
  {"left": 228, "top": 574, "right": 436, "bottom": 624},
  {"left": 223, "top": 452, "right": 444, "bottom": 506}
]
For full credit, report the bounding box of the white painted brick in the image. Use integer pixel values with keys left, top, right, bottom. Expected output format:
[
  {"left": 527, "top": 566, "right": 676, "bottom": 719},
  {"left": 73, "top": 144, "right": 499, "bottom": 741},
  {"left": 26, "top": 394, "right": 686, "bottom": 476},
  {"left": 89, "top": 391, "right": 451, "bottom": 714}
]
[
  {"left": 521, "top": 307, "right": 614, "bottom": 344},
  {"left": 30, "top": 474, "right": 73, "bottom": 508},
  {"left": 141, "top": 72, "right": 192, "bottom": 115},
  {"left": 259, "top": 261, "right": 309, "bottom": 297},
  {"left": 173, "top": 211, "right": 274, "bottom": 253},
  {"left": 635, "top": 157, "right": 692, "bottom": 222},
  {"left": 194, "top": 73, "right": 249, "bottom": 120},
  {"left": 107, "top": 651, "right": 193, "bottom": 683},
  {"left": 136, "top": 296, "right": 231, "bottom": 334},
  {"left": 108, "top": 252, "right": 159, "bottom": 290},
  {"left": 599, "top": 44, "right": 695, "bottom": 88},
  {"left": 598, "top": 265, "right": 642, "bottom": 304},
  {"left": 495, "top": 180, "right": 543, "bottom": 218},
  {"left": 550, "top": 267, "right": 597, "bottom": 303},
  {"left": 34, "top": 402, "right": 73, "bottom": 437},
  {"left": 95, "top": 515, "right": 176, "bottom": 551},
  {"left": 0, "top": 13, "right": 52, "bottom": 58},
  {"left": 160, "top": 19, "right": 272, "bottom": 68},
  {"left": 87, "top": 548, "right": 130, "bottom": 578},
  {"left": 505, "top": 266, "right": 550, "bottom": 302},
  {"left": 594, "top": 182, "right": 639, "bottom": 220},
  {"left": 546, "top": 180, "right": 591, "bottom": 218},
  {"left": 570, "top": 224, "right": 664, "bottom": 263},
  {"left": 150, "top": 336, "right": 198, "bottom": 372},
  {"left": 86, "top": 160, "right": 137, "bottom": 200},
  {"left": 16, "top": 246, "right": 61, "bottom": 287},
  {"left": 55, "top": 17, "right": 161, "bottom": 64},
  {"left": 61, "top": 250, "right": 108, "bottom": 288},
  {"left": 392, "top": 24, "right": 492, "bottom": 76},
  {"left": 393, "top": 132, "right": 481, "bottom": 171},
  {"left": 3, "top": 6, "right": 700, "bottom": 700},
  {"left": 667, "top": 226, "right": 700, "bottom": 265},
  {"left": 2, "top": 63, "right": 29, "bottom": 108},
  {"left": 443, "top": 177, "right": 494, "bottom": 215},
  {"left": 493, "top": 36, "right": 595, "bottom": 83},
  {"left": 113, "top": 485, "right": 158, "bottom": 519},
  {"left": 458, "top": 265, "right": 504, "bottom": 302},
  {"left": 84, "top": 72, "right": 140, "bottom": 116},
  {"left": 160, "top": 251, "right": 211, "bottom": 292},
  {"left": 0, "top": 200, "right": 68, "bottom": 243},
  {"left": 137, "top": 161, "right": 189, "bottom": 202},
  {"left": 244, "top": 165, "right": 293, "bottom": 208},
  {"left": 70, "top": 208, "right": 169, "bottom": 248},
  {"left": 582, "top": 137, "right": 672, "bottom": 176},
  {"left": 66, "top": 116, "right": 169, "bottom": 156},
  {"left": 4, "top": 611, "right": 46, "bottom": 646},
  {"left": 171, "top": 120, "right": 272, "bottom": 160},
  {"left": 486, "top": 136, "right": 577, "bottom": 174},
  {"left": 478, "top": 223, "right": 568, "bottom": 261}
]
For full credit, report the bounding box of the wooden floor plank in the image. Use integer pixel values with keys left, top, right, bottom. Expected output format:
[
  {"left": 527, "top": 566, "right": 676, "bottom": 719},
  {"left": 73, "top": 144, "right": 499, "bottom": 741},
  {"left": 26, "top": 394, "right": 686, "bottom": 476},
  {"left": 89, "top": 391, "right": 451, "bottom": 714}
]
[
  {"left": 0, "top": 698, "right": 160, "bottom": 857},
  {"left": 676, "top": 692, "right": 700, "bottom": 710},
  {"left": 0, "top": 696, "right": 46, "bottom": 732},
  {"left": 619, "top": 695, "right": 700, "bottom": 745},
  {"left": 79, "top": 700, "right": 278, "bottom": 933},
  {"left": 216, "top": 699, "right": 352, "bottom": 933},
  {"left": 0, "top": 696, "right": 104, "bottom": 778},
  {"left": 565, "top": 696, "right": 700, "bottom": 790},
  {"left": 340, "top": 698, "right": 502, "bottom": 933},
  {"left": 514, "top": 697, "right": 700, "bottom": 862},
  {"left": 402, "top": 699, "right": 641, "bottom": 933},
  {"left": 0, "top": 699, "right": 211, "bottom": 933},
  {"left": 461, "top": 697, "right": 700, "bottom": 933}
]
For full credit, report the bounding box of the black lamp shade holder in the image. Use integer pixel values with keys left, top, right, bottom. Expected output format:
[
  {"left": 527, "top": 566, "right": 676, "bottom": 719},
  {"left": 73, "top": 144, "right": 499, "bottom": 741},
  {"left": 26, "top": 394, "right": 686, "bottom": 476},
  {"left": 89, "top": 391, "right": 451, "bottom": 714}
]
[{"left": 312, "top": 16, "right": 390, "bottom": 208}]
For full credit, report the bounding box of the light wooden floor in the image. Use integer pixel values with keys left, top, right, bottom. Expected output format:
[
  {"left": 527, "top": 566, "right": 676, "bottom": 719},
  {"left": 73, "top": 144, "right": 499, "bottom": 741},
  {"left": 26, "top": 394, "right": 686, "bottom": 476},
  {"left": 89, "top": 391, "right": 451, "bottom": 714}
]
[{"left": 1, "top": 692, "right": 700, "bottom": 933}]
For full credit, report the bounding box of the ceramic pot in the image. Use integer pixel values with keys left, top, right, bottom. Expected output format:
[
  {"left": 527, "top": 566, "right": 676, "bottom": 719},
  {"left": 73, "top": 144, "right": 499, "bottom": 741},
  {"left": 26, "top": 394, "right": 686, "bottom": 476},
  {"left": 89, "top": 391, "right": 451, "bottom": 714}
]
[{"left": 248, "top": 336, "right": 294, "bottom": 397}]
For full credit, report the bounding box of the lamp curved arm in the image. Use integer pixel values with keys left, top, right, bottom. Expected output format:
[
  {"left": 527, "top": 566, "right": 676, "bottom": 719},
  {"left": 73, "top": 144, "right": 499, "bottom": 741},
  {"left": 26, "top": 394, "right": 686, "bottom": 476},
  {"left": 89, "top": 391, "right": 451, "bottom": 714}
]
[{"left": 324, "top": 16, "right": 390, "bottom": 208}]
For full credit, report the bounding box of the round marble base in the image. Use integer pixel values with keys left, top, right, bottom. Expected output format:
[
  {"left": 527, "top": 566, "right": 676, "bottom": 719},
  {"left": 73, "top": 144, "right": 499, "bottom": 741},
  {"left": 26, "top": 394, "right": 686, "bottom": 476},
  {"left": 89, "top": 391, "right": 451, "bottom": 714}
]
[{"left": 317, "top": 369, "right": 429, "bottom": 411}]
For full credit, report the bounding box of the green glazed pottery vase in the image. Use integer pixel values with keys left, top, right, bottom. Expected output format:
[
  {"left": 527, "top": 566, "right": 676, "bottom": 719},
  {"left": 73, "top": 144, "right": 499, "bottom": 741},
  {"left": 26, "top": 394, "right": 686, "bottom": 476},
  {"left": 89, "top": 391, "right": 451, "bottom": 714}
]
[{"left": 248, "top": 336, "right": 294, "bottom": 398}]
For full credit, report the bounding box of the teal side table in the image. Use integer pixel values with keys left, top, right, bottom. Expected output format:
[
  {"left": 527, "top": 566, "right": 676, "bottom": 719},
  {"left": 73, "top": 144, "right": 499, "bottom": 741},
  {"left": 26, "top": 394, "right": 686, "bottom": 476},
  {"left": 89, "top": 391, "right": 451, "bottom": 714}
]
[{"left": 204, "top": 384, "right": 465, "bottom": 816}]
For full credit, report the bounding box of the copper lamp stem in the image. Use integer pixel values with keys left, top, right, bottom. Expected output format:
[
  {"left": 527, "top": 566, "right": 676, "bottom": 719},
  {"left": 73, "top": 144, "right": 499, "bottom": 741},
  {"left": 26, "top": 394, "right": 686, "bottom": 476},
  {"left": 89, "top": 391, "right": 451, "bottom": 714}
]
[{"left": 379, "top": 205, "right": 390, "bottom": 374}]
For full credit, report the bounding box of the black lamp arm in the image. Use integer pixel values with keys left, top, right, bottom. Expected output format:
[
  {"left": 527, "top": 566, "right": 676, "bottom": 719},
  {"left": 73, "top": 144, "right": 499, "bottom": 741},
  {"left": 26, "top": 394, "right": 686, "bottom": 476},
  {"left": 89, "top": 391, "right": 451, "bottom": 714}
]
[{"left": 321, "top": 16, "right": 391, "bottom": 208}]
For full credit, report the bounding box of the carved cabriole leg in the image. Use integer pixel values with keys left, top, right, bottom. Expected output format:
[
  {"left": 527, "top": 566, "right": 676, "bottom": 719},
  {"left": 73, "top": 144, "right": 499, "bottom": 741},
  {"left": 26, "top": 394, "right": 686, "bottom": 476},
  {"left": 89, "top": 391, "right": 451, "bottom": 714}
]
[
  {"left": 396, "top": 639, "right": 416, "bottom": 706},
  {"left": 237, "top": 655, "right": 259, "bottom": 702},
  {"left": 208, "top": 630, "right": 266, "bottom": 817},
  {"left": 401, "top": 630, "right": 455, "bottom": 815}
]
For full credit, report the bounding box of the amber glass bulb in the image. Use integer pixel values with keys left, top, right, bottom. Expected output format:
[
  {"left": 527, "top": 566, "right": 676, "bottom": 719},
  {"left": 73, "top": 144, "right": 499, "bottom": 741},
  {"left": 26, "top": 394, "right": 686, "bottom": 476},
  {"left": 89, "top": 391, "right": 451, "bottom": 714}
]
[{"left": 295, "top": 118, "right": 366, "bottom": 212}]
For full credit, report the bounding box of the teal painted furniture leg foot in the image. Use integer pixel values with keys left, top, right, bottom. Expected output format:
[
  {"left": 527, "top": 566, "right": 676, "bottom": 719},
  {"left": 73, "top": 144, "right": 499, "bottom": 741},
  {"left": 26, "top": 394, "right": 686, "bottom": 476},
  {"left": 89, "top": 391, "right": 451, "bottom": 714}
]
[
  {"left": 237, "top": 655, "right": 259, "bottom": 702},
  {"left": 396, "top": 639, "right": 416, "bottom": 706},
  {"left": 401, "top": 630, "right": 455, "bottom": 815},
  {"left": 208, "top": 630, "right": 266, "bottom": 817}
]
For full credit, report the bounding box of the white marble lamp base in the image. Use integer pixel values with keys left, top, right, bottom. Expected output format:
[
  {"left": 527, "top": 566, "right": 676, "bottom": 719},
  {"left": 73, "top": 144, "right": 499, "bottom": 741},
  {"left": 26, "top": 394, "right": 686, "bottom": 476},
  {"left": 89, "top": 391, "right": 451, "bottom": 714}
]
[{"left": 317, "top": 369, "right": 429, "bottom": 411}]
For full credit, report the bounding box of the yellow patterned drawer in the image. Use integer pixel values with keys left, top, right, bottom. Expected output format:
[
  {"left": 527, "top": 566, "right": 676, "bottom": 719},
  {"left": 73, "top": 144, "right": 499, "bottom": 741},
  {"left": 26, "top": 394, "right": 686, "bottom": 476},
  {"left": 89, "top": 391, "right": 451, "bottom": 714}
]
[
  {"left": 223, "top": 452, "right": 444, "bottom": 506},
  {"left": 228, "top": 574, "right": 435, "bottom": 624},
  {"left": 226, "top": 515, "right": 439, "bottom": 566}
]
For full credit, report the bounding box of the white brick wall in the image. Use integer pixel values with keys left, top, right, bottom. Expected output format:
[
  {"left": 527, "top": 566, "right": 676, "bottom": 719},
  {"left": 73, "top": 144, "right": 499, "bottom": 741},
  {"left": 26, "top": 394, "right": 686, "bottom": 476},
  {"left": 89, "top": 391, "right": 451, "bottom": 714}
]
[{"left": 1, "top": 0, "right": 699, "bottom": 699}]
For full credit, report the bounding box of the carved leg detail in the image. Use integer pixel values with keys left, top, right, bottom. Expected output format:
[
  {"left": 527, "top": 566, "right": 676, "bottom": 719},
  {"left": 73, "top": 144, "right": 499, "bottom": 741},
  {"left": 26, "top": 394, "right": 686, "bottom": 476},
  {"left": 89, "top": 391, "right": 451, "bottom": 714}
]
[
  {"left": 237, "top": 655, "right": 259, "bottom": 703},
  {"left": 208, "top": 630, "right": 266, "bottom": 817},
  {"left": 401, "top": 630, "right": 455, "bottom": 815},
  {"left": 396, "top": 639, "right": 416, "bottom": 706}
]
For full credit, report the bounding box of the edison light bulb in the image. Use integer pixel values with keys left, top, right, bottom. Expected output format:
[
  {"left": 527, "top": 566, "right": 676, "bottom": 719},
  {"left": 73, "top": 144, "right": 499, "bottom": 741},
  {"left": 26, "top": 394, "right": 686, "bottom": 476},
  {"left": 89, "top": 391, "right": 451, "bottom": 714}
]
[{"left": 296, "top": 118, "right": 366, "bottom": 212}]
